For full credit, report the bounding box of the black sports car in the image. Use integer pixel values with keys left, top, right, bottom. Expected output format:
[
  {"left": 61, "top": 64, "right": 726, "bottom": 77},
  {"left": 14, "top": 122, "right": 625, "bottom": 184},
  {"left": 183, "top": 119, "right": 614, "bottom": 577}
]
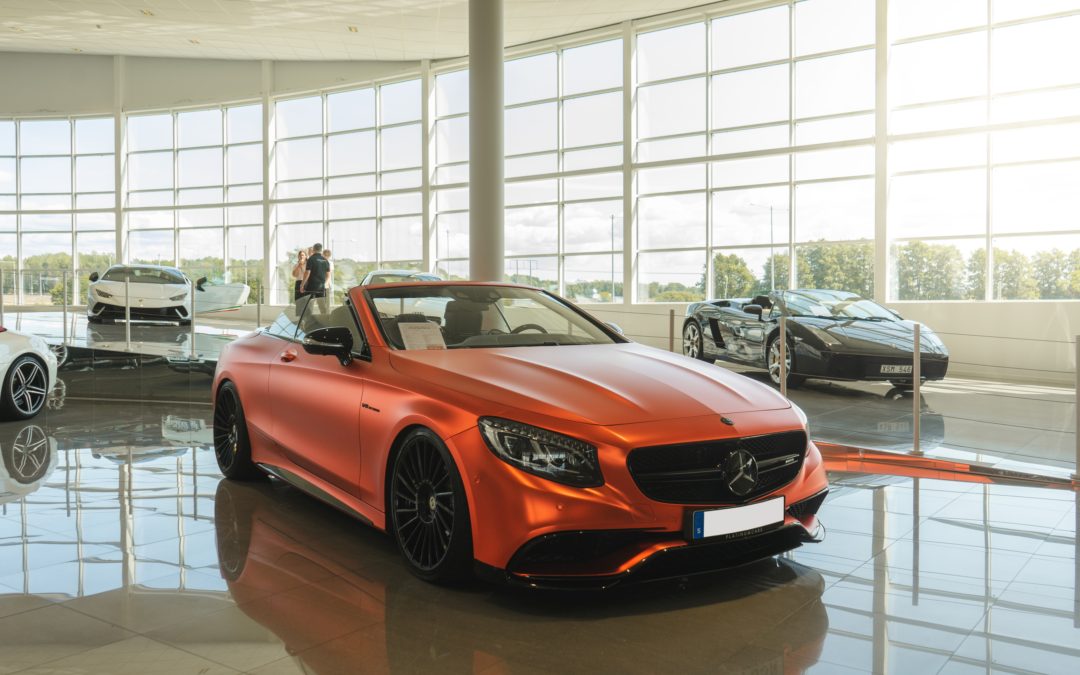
[{"left": 682, "top": 289, "right": 949, "bottom": 388}]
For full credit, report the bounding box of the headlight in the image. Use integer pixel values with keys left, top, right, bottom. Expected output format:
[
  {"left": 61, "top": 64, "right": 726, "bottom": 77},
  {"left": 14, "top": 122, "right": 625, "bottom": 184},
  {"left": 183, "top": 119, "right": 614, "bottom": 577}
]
[
  {"left": 170, "top": 293, "right": 188, "bottom": 301},
  {"left": 95, "top": 289, "right": 113, "bottom": 299},
  {"left": 478, "top": 417, "right": 602, "bottom": 487}
]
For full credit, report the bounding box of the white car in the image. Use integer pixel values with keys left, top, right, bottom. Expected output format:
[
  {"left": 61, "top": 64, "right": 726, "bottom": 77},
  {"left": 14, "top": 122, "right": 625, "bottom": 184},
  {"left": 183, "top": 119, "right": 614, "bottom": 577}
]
[
  {"left": 0, "top": 424, "right": 57, "bottom": 504},
  {"left": 0, "top": 326, "right": 58, "bottom": 420},
  {"left": 87, "top": 264, "right": 250, "bottom": 325}
]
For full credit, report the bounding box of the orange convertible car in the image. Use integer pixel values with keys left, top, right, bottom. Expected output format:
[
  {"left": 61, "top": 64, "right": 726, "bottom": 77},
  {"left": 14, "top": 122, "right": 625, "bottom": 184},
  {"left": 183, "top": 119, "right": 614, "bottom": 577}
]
[{"left": 212, "top": 283, "right": 828, "bottom": 587}]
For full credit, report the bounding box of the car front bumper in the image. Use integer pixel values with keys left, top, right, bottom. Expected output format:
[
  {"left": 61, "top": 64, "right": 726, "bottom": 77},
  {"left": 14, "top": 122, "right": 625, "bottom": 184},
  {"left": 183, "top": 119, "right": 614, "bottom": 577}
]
[{"left": 88, "top": 301, "right": 189, "bottom": 322}]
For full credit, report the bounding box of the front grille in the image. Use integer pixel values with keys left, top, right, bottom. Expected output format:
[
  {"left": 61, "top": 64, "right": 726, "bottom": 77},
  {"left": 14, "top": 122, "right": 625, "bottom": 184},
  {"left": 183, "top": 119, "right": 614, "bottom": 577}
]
[{"left": 627, "top": 430, "right": 807, "bottom": 505}]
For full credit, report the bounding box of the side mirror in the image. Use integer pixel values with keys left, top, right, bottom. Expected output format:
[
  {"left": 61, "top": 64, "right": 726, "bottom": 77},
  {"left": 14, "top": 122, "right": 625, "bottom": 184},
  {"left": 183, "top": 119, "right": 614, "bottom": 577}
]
[
  {"left": 88, "top": 272, "right": 99, "bottom": 282},
  {"left": 302, "top": 326, "right": 354, "bottom": 366},
  {"left": 605, "top": 321, "right": 624, "bottom": 335},
  {"left": 743, "top": 304, "right": 763, "bottom": 318},
  {"left": 196, "top": 276, "right": 208, "bottom": 292}
]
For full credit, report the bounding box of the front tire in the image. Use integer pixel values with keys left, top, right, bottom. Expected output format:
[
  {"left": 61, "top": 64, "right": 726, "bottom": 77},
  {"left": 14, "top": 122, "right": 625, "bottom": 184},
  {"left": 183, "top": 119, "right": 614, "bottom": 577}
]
[
  {"left": 682, "top": 321, "right": 714, "bottom": 363},
  {"left": 767, "top": 335, "right": 806, "bottom": 389},
  {"left": 1, "top": 355, "right": 49, "bottom": 420},
  {"left": 389, "top": 428, "right": 473, "bottom": 584},
  {"left": 213, "top": 381, "right": 263, "bottom": 480}
]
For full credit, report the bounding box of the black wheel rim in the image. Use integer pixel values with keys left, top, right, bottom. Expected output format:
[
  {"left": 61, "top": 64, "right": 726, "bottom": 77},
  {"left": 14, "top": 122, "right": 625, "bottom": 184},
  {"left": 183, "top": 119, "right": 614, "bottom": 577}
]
[
  {"left": 213, "top": 388, "right": 240, "bottom": 469},
  {"left": 393, "top": 436, "right": 454, "bottom": 572},
  {"left": 10, "top": 359, "right": 47, "bottom": 416}
]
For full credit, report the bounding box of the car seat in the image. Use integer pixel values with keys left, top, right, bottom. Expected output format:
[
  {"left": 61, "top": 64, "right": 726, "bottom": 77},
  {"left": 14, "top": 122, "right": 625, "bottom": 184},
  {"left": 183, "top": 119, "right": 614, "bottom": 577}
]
[{"left": 442, "top": 300, "right": 486, "bottom": 344}]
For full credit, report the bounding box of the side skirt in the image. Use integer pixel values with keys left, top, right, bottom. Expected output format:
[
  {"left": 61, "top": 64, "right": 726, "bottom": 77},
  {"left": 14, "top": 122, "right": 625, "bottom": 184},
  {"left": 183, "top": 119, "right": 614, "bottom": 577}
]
[{"left": 257, "top": 462, "right": 376, "bottom": 528}]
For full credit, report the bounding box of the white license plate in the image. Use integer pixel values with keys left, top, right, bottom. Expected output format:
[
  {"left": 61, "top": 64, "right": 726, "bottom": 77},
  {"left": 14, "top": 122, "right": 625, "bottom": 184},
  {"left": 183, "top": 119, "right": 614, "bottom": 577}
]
[
  {"left": 690, "top": 497, "right": 785, "bottom": 541},
  {"left": 880, "top": 364, "right": 913, "bottom": 374}
]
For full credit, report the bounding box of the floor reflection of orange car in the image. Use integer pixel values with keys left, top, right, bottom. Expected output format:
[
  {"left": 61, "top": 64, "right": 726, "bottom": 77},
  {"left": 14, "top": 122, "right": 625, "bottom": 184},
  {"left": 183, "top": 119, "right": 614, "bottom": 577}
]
[
  {"left": 212, "top": 283, "right": 828, "bottom": 586},
  {"left": 215, "top": 479, "right": 829, "bottom": 673}
]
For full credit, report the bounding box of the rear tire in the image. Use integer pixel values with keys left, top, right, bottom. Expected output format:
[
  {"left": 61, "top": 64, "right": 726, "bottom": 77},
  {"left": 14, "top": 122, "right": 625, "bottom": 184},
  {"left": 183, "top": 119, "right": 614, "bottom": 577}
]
[
  {"left": 1, "top": 355, "right": 49, "bottom": 421},
  {"left": 213, "top": 381, "right": 263, "bottom": 480},
  {"left": 389, "top": 428, "right": 473, "bottom": 584},
  {"left": 682, "top": 321, "right": 715, "bottom": 363},
  {"left": 766, "top": 335, "right": 806, "bottom": 389}
]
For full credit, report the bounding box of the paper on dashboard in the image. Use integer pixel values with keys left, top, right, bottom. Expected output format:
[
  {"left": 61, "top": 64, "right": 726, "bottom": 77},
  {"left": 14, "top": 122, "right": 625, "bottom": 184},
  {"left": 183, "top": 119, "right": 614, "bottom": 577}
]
[{"left": 398, "top": 322, "right": 447, "bottom": 350}]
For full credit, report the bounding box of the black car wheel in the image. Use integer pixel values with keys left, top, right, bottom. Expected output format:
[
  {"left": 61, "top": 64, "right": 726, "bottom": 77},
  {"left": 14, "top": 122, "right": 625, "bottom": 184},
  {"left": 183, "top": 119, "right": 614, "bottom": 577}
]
[
  {"left": 766, "top": 335, "right": 806, "bottom": 389},
  {"left": 213, "top": 381, "right": 263, "bottom": 480},
  {"left": 2, "top": 356, "right": 49, "bottom": 421},
  {"left": 682, "top": 322, "right": 714, "bottom": 363},
  {"left": 390, "top": 428, "right": 473, "bottom": 583}
]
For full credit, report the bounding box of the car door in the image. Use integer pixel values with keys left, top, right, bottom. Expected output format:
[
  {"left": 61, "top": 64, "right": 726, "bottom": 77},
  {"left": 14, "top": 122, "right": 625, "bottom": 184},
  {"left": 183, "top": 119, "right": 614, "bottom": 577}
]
[{"left": 269, "top": 297, "right": 369, "bottom": 498}]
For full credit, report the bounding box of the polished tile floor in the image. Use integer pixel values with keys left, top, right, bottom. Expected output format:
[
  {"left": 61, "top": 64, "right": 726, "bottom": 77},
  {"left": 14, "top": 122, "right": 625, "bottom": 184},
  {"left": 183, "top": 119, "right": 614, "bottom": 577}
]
[{"left": 1, "top": 400, "right": 1077, "bottom": 674}]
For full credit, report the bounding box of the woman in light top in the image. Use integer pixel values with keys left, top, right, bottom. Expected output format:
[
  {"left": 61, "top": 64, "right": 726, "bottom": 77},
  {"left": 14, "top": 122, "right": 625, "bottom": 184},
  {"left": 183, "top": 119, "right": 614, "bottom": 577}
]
[{"left": 291, "top": 250, "right": 307, "bottom": 301}]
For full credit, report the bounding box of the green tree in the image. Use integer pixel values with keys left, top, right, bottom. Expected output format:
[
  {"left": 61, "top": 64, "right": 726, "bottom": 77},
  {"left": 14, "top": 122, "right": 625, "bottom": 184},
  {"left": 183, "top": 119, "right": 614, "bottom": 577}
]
[
  {"left": 895, "top": 241, "right": 967, "bottom": 300},
  {"left": 800, "top": 241, "right": 874, "bottom": 297},
  {"left": 992, "top": 248, "right": 1039, "bottom": 300},
  {"left": 1032, "top": 249, "right": 1072, "bottom": 299},
  {"left": 709, "top": 252, "right": 755, "bottom": 298}
]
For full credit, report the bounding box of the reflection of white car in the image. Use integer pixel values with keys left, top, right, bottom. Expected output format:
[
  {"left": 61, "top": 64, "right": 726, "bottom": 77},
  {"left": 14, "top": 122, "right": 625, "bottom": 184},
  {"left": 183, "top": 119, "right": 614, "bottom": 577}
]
[
  {"left": 360, "top": 269, "right": 442, "bottom": 285},
  {"left": 0, "top": 326, "right": 58, "bottom": 420},
  {"left": 87, "top": 264, "right": 250, "bottom": 325},
  {"left": 0, "top": 424, "right": 56, "bottom": 503}
]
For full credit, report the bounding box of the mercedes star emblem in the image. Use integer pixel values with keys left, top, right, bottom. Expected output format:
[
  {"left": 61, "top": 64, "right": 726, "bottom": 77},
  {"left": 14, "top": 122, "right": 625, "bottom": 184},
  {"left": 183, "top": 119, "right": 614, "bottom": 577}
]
[
  {"left": 723, "top": 449, "right": 758, "bottom": 497},
  {"left": 720, "top": 416, "right": 735, "bottom": 426}
]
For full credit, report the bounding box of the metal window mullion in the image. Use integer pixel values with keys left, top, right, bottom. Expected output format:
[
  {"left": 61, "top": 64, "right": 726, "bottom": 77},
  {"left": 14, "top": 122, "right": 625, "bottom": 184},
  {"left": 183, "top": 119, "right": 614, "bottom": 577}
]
[
  {"left": 375, "top": 85, "right": 383, "bottom": 268},
  {"left": 422, "top": 59, "right": 434, "bottom": 272},
  {"left": 556, "top": 45, "right": 566, "bottom": 294},
  {"left": 705, "top": 18, "right": 715, "bottom": 299},
  {"left": 985, "top": 0, "right": 994, "bottom": 301},
  {"left": 14, "top": 119, "right": 21, "bottom": 304},
  {"left": 623, "top": 20, "right": 635, "bottom": 305},
  {"left": 69, "top": 120, "right": 76, "bottom": 303},
  {"left": 322, "top": 93, "right": 329, "bottom": 251},
  {"left": 787, "top": 0, "right": 796, "bottom": 290},
  {"left": 222, "top": 107, "right": 230, "bottom": 280}
]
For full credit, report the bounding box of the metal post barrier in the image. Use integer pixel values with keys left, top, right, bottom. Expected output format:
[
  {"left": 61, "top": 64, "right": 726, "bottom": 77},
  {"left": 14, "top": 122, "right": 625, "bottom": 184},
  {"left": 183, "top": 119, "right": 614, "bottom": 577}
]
[
  {"left": 913, "top": 323, "right": 922, "bottom": 456},
  {"left": 779, "top": 315, "right": 788, "bottom": 398},
  {"left": 124, "top": 278, "right": 131, "bottom": 350},
  {"left": 668, "top": 309, "right": 675, "bottom": 352},
  {"left": 255, "top": 282, "right": 262, "bottom": 329},
  {"left": 190, "top": 277, "right": 197, "bottom": 359},
  {"left": 62, "top": 270, "right": 68, "bottom": 345},
  {"left": 0, "top": 267, "right": 5, "bottom": 326},
  {"left": 1074, "top": 337, "right": 1079, "bottom": 481}
]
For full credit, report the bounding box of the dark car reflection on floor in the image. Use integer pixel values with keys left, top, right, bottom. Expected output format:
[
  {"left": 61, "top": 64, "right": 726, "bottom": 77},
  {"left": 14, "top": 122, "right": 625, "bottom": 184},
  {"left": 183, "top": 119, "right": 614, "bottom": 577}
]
[{"left": 214, "top": 479, "right": 830, "bottom": 674}]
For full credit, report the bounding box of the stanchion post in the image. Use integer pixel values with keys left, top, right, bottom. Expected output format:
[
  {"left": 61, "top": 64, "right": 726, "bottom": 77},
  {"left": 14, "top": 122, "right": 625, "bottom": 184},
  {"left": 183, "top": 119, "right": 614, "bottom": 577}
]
[
  {"left": 1074, "top": 337, "right": 1079, "bottom": 481},
  {"left": 255, "top": 282, "right": 262, "bottom": 328},
  {"left": 124, "top": 278, "right": 131, "bottom": 350},
  {"left": 0, "top": 266, "right": 5, "bottom": 326},
  {"left": 190, "top": 277, "right": 197, "bottom": 359},
  {"left": 779, "top": 315, "right": 788, "bottom": 399},
  {"left": 62, "top": 270, "right": 68, "bottom": 345},
  {"left": 668, "top": 309, "right": 675, "bottom": 352},
  {"left": 913, "top": 323, "right": 922, "bottom": 456}
]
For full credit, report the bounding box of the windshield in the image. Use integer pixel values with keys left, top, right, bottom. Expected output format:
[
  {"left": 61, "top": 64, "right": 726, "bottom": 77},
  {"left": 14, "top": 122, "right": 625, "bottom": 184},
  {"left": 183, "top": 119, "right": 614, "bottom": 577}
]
[
  {"left": 366, "top": 285, "right": 618, "bottom": 349},
  {"left": 102, "top": 267, "right": 186, "bottom": 285},
  {"left": 781, "top": 290, "right": 898, "bottom": 321}
]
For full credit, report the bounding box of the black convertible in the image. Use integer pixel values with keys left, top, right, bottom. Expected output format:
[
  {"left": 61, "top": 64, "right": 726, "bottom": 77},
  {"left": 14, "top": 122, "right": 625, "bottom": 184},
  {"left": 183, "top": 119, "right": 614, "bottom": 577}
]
[{"left": 682, "top": 289, "right": 949, "bottom": 388}]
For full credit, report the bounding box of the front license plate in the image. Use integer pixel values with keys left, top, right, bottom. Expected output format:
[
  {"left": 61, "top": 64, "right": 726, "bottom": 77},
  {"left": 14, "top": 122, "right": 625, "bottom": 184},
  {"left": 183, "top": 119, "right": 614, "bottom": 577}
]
[
  {"left": 880, "top": 364, "right": 913, "bottom": 374},
  {"left": 689, "top": 497, "right": 785, "bottom": 541}
]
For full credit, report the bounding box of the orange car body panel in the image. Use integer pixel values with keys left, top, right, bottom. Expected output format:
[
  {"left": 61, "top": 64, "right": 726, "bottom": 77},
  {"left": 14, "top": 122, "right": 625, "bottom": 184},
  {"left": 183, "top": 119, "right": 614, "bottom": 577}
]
[{"left": 213, "top": 282, "right": 828, "bottom": 575}]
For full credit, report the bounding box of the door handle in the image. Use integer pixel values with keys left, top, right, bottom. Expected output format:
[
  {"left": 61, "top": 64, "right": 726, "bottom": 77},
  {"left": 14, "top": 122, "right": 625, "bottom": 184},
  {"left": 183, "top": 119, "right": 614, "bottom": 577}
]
[{"left": 279, "top": 349, "right": 297, "bottom": 362}]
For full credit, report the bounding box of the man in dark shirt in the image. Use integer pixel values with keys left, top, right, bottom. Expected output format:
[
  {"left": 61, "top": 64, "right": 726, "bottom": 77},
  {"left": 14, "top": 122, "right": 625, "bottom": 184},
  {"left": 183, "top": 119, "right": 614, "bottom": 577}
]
[{"left": 302, "top": 243, "right": 331, "bottom": 312}]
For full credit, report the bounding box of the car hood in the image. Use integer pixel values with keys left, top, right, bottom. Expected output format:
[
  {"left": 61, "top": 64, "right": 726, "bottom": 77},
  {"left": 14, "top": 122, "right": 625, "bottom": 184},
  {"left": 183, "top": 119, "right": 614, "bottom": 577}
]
[
  {"left": 389, "top": 342, "right": 790, "bottom": 426},
  {"left": 795, "top": 317, "right": 947, "bottom": 355}
]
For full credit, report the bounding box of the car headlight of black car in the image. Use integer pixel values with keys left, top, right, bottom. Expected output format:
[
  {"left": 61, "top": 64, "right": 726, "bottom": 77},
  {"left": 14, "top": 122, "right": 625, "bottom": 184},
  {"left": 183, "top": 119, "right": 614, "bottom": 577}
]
[{"left": 479, "top": 417, "right": 602, "bottom": 487}]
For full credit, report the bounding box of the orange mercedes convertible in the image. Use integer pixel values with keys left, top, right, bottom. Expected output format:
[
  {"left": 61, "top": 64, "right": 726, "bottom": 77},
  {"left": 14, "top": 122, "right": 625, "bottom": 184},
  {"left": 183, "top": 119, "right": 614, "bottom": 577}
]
[{"left": 212, "top": 282, "right": 828, "bottom": 587}]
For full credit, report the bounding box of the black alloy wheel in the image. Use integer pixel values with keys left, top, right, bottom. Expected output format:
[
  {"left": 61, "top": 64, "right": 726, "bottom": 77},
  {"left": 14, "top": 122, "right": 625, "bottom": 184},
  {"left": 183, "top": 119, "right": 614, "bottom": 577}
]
[
  {"left": 2, "top": 356, "right": 49, "bottom": 420},
  {"left": 212, "top": 382, "right": 262, "bottom": 480},
  {"left": 390, "top": 428, "right": 472, "bottom": 583}
]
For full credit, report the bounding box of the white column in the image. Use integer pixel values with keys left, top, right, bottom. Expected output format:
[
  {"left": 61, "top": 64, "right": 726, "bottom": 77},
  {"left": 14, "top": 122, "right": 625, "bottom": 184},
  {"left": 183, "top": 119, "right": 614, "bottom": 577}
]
[
  {"left": 468, "top": 0, "right": 504, "bottom": 282},
  {"left": 873, "top": 0, "right": 889, "bottom": 302},
  {"left": 261, "top": 61, "right": 274, "bottom": 303},
  {"left": 113, "top": 55, "right": 126, "bottom": 264},
  {"left": 421, "top": 59, "right": 434, "bottom": 274}
]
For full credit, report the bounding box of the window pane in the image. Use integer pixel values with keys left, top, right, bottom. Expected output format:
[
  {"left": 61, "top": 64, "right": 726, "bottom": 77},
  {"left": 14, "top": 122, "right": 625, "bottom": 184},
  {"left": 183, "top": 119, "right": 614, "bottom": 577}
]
[
  {"left": 380, "top": 192, "right": 421, "bottom": 217},
  {"left": 564, "top": 146, "right": 621, "bottom": 171},
  {"left": 506, "top": 205, "right": 557, "bottom": 255},
  {"left": 796, "top": 114, "right": 873, "bottom": 144},
  {"left": 380, "top": 79, "right": 421, "bottom": 125},
  {"left": 565, "top": 199, "right": 623, "bottom": 253},
  {"left": 992, "top": 122, "right": 1080, "bottom": 164},
  {"left": 382, "top": 215, "right": 422, "bottom": 260},
  {"left": 795, "top": 178, "right": 874, "bottom": 241},
  {"left": 563, "top": 173, "right": 621, "bottom": 201},
  {"left": 435, "top": 70, "right": 469, "bottom": 117},
  {"left": 179, "top": 228, "right": 224, "bottom": 279},
  {"left": 993, "top": 0, "right": 1080, "bottom": 23},
  {"left": 889, "top": 170, "right": 986, "bottom": 238},
  {"left": 712, "top": 64, "right": 789, "bottom": 129},
  {"left": 228, "top": 226, "right": 263, "bottom": 285},
  {"left": 129, "top": 190, "right": 172, "bottom": 208},
  {"left": 128, "top": 114, "right": 172, "bottom": 151},
  {"left": 891, "top": 133, "right": 985, "bottom": 173},
  {"left": 129, "top": 228, "right": 174, "bottom": 264},
  {"left": 638, "top": 23, "right": 706, "bottom": 83},
  {"left": 178, "top": 109, "right": 222, "bottom": 148},
  {"left": 992, "top": 16, "right": 1080, "bottom": 94},
  {"left": 564, "top": 40, "right": 622, "bottom": 95},
  {"left": 380, "top": 124, "right": 421, "bottom": 171},
  {"left": 795, "top": 145, "right": 873, "bottom": 181},
  {"left": 76, "top": 155, "right": 114, "bottom": 193},
  {"left": 178, "top": 148, "right": 223, "bottom": 188},
  {"left": 638, "top": 136, "right": 706, "bottom": 162},
  {"left": 638, "top": 164, "right": 705, "bottom": 194},
  {"left": 712, "top": 6, "right": 789, "bottom": 70},
  {"left": 795, "top": 0, "right": 875, "bottom": 56},
  {"left": 712, "top": 186, "right": 789, "bottom": 247},
  {"left": 712, "top": 247, "right": 788, "bottom": 295},
  {"left": 436, "top": 212, "right": 469, "bottom": 258},
  {"left": 565, "top": 254, "right": 622, "bottom": 303},
  {"left": 796, "top": 242, "right": 874, "bottom": 296},
  {"left": 712, "top": 155, "right": 789, "bottom": 187},
  {"left": 328, "top": 219, "right": 377, "bottom": 264},
  {"left": 437, "top": 187, "right": 468, "bottom": 212},
  {"left": 178, "top": 207, "right": 223, "bottom": 229},
  {"left": 228, "top": 144, "right": 262, "bottom": 184},
  {"left": 435, "top": 116, "right": 469, "bottom": 165},
  {"left": 505, "top": 103, "right": 556, "bottom": 156},
  {"left": 276, "top": 96, "right": 322, "bottom": 138},
  {"left": 891, "top": 0, "right": 986, "bottom": 40},
  {"left": 993, "top": 161, "right": 1080, "bottom": 234},
  {"left": 795, "top": 50, "right": 875, "bottom": 118},
  {"left": 505, "top": 256, "right": 557, "bottom": 291},
  {"left": 21, "top": 211, "right": 71, "bottom": 231},
  {"left": 505, "top": 53, "right": 556, "bottom": 105},
  {"left": 564, "top": 92, "right": 622, "bottom": 148},
  {"left": 76, "top": 117, "right": 114, "bottom": 154},
  {"left": 990, "top": 234, "right": 1080, "bottom": 299},
  {"left": 227, "top": 104, "right": 262, "bottom": 144},
  {"left": 712, "top": 125, "right": 789, "bottom": 155},
  {"left": 638, "top": 250, "right": 704, "bottom": 302},
  {"left": 328, "top": 88, "right": 375, "bottom": 132},
  {"left": 0, "top": 121, "right": 14, "bottom": 155},
  {"left": 20, "top": 120, "right": 70, "bottom": 155},
  {"left": 892, "top": 238, "right": 983, "bottom": 300},
  {"left": 21, "top": 157, "right": 71, "bottom": 193},
  {"left": 328, "top": 131, "right": 375, "bottom": 176},
  {"left": 328, "top": 197, "right": 375, "bottom": 220},
  {"left": 638, "top": 79, "right": 705, "bottom": 138},
  {"left": 506, "top": 179, "right": 557, "bottom": 206},
  {"left": 276, "top": 137, "right": 322, "bottom": 181},
  {"left": 891, "top": 32, "right": 987, "bottom": 107},
  {"left": 507, "top": 153, "right": 557, "bottom": 179},
  {"left": 639, "top": 193, "right": 705, "bottom": 249}
]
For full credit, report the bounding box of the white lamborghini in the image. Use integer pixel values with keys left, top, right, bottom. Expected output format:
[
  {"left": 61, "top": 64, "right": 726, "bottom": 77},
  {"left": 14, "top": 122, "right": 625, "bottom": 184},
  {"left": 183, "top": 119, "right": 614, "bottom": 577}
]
[{"left": 87, "top": 264, "right": 250, "bottom": 325}]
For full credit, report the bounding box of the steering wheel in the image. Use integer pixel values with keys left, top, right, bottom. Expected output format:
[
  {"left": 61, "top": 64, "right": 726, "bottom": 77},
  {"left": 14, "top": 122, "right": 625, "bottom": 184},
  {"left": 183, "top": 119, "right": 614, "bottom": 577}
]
[{"left": 511, "top": 323, "right": 548, "bottom": 334}]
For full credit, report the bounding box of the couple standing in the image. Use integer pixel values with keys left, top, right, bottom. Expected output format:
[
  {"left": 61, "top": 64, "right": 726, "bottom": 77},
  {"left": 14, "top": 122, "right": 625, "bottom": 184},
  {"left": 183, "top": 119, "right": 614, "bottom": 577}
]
[{"left": 292, "top": 243, "right": 332, "bottom": 311}]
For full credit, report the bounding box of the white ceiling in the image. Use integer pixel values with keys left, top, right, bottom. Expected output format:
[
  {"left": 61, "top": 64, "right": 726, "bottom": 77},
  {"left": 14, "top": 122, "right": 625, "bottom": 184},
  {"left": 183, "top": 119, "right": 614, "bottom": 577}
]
[{"left": 0, "top": 0, "right": 711, "bottom": 62}]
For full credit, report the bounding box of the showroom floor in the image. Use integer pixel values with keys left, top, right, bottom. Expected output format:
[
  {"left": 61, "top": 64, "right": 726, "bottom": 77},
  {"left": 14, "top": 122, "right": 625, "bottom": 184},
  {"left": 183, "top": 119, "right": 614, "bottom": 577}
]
[{"left": 1, "top": 399, "right": 1077, "bottom": 674}]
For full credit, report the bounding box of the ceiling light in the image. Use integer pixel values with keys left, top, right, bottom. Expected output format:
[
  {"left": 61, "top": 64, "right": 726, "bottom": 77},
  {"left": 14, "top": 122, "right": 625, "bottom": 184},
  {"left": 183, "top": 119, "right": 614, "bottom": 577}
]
[
  {"left": 140, "top": 9, "right": 154, "bottom": 17},
  {"left": 72, "top": 47, "right": 83, "bottom": 52},
  {"left": 189, "top": 38, "right": 200, "bottom": 44},
  {"left": 347, "top": 25, "right": 358, "bottom": 32}
]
